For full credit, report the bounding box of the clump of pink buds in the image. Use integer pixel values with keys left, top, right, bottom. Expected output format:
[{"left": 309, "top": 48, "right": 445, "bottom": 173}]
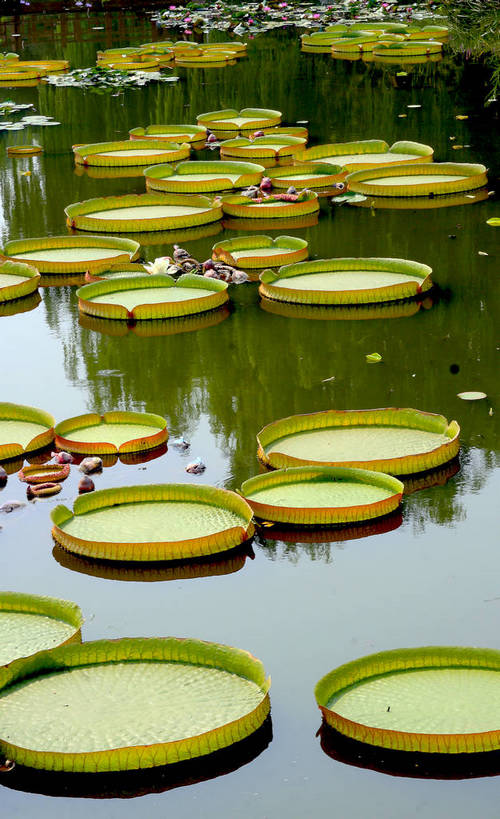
[{"left": 260, "top": 176, "right": 272, "bottom": 192}]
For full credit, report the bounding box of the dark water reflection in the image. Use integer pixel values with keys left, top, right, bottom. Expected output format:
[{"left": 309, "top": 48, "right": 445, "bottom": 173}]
[{"left": 0, "top": 10, "right": 499, "bottom": 819}]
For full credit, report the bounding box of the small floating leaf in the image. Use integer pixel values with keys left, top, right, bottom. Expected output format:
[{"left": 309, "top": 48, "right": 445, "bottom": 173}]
[
  {"left": 455, "top": 114, "right": 468, "bottom": 120},
  {"left": 486, "top": 218, "right": 500, "bottom": 226},
  {"left": 478, "top": 251, "right": 488, "bottom": 256},
  {"left": 332, "top": 192, "right": 367, "bottom": 204},
  {"left": 366, "top": 352, "right": 382, "bottom": 363},
  {"left": 457, "top": 391, "right": 487, "bottom": 401}
]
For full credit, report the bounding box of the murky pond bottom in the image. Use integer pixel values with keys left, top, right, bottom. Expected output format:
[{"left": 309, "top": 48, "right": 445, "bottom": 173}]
[{"left": 0, "top": 8, "right": 499, "bottom": 819}]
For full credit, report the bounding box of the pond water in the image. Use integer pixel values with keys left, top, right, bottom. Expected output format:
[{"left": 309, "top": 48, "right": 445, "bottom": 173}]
[{"left": 0, "top": 9, "right": 499, "bottom": 818}]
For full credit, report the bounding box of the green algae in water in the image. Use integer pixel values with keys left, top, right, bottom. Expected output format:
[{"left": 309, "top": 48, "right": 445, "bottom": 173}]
[
  {"left": 247, "top": 479, "right": 394, "bottom": 508},
  {"left": 60, "top": 500, "right": 247, "bottom": 543},
  {"left": 266, "top": 426, "right": 449, "bottom": 462},
  {"left": 62, "top": 422, "right": 164, "bottom": 446},
  {"left": 273, "top": 270, "right": 423, "bottom": 292},
  {"left": 0, "top": 419, "right": 51, "bottom": 449},
  {"left": 0, "top": 613, "right": 76, "bottom": 667},
  {"left": 0, "top": 661, "right": 263, "bottom": 751},
  {"left": 329, "top": 668, "right": 500, "bottom": 734},
  {"left": 88, "top": 286, "right": 215, "bottom": 310}
]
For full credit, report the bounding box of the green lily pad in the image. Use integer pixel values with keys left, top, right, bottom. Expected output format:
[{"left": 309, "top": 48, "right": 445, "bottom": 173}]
[
  {"left": 0, "top": 637, "right": 270, "bottom": 771},
  {"left": 54, "top": 410, "right": 168, "bottom": 455},
  {"left": 0, "top": 592, "right": 82, "bottom": 667}
]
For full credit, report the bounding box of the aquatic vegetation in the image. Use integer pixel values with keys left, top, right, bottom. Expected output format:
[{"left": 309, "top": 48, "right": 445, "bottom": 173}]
[
  {"left": 372, "top": 40, "right": 442, "bottom": 57},
  {"left": 51, "top": 484, "right": 255, "bottom": 561},
  {"left": 73, "top": 140, "right": 190, "bottom": 167},
  {"left": 457, "top": 391, "right": 487, "bottom": 401},
  {"left": 85, "top": 262, "right": 153, "bottom": 283},
  {"left": 65, "top": 193, "right": 223, "bottom": 233},
  {"left": 0, "top": 592, "right": 82, "bottom": 668},
  {"left": 259, "top": 258, "right": 433, "bottom": 305},
  {"left": 315, "top": 646, "right": 500, "bottom": 753},
  {"left": 346, "top": 162, "right": 488, "bottom": 197},
  {"left": 257, "top": 408, "right": 460, "bottom": 474},
  {"left": 221, "top": 190, "right": 319, "bottom": 219},
  {"left": 220, "top": 135, "right": 306, "bottom": 160},
  {"left": 54, "top": 411, "right": 168, "bottom": 455},
  {"left": 241, "top": 466, "right": 404, "bottom": 525},
  {"left": 44, "top": 66, "right": 180, "bottom": 91},
  {"left": 0, "top": 637, "right": 269, "bottom": 771},
  {"left": 296, "top": 140, "right": 433, "bottom": 172},
  {"left": 0, "top": 236, "right": 140, "bottom": 275},
  {"left": 197, "top": 108, "right": 281, "bottom": 132},
  {"left": 212, "top": 235, "right": 309, "bottom": 270},
  {"left": 0, "top": 403, "right": 55, "bottom": 462},
  {"left": 18, "top": 463, "right": 70, "bottom": 484},
  {"left": 0, "top": 261, "right": 40, "bottom": 304},
  {"left": 129, "top": 124, "right": 207, "bottom": 143},
  {"left": 145, "top": 160, "right": 264, "bottom": 193},
  {"left": 267, "top": 163, "right": 344, "bottom": 189},
  {"left": 77, "top": 273, "right": 229, "bottom": 321}
]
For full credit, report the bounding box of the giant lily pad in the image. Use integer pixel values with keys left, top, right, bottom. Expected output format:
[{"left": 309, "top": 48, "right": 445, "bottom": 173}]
[
  {"left": 346, "top": 163, "right": 488, "bottom": 197},
  {"left": 220, "top": 135, "right": 306, "bottom": 160},
  {"left": 0, "top": 403, "right": 55, "bottom": 461},
  {"left": 51, "top": 484, "right": 255, "bottom": 561},
  {"left": 257, "top": 408, "right": 460, "bottom": 475},
  {"left": 85, "top": 262, "right": 152, "bottom": 283},
  {"left": 0, "top": 637, "right": 270, "bottom": 771},
  {"left": 145, "top": 160, "right": 264, "bottom": 193},
  {"left": 315, "top": 646, "right": 500, "bottom": 754},
  {"left": 0, "top": 260, "right": 40, "bottom": 303},
  {"left": 212, "top": 235, "right": 309, "bottom": 270},
  {"left": 259, "top": 257, "right": 433, "bottom": 305},
  {"left": 65, "top": 194, "right": 222, "bottom": 233},
  {"left": 129, "top": 124, "right": 207, "bottom": 143},
  {"left": 0, "top": 592, "right": 82, "bottom": 667},
  {"left": 73, "top": 140, "right": 190, "bottom": 168},
  {"left": 267, "top": 163, "right": 344, "bottom": 188},
  {"left": 197, "top": 108, "right": 281, "bottom": 132},
  {"left": 54, "top": 410, "right": 167, "bottom": 455},
  {"left": 296, "top": 139, "right": 433, "bottom": 172},
  {"left": 406, "top": 24, "right": 448, "bottom": 41},
  {"left": 0, "top": 236, "right": 140, "bottom": 274},
  {"left": 373, "top": 40, "right": 442, "bottom": 57},
  {"left": 241, "top": 466, "right": 403, "bottom": 525},
  {"left": 221, "top": 191, "right": 319, "bottom": 219},
  {"left": 77, "top": 273, "right": 228, "bottom": 321}
]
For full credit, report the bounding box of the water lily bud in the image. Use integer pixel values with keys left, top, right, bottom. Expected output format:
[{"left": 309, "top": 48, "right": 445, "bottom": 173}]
[
  {"left": 0, "top": 466, "right": 7, "bottom": 486},
  {"left": 79, "top": 456, "right": 103, "bottom": 474},
  {"left": 78, "top": 476, "right": 95, "bottom": 493},
  {"left": 207, "top": 133, "right": 218, "bottom": 143},
  {"left": 52, "top": 451, "right": 74, "bottom": 464},
  {"left": 260, "top": 177, "right": 272, "bottom": 191}
]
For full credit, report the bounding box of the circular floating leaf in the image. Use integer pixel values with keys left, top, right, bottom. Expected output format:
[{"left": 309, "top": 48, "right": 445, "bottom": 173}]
[
  {"left": 0, "top": 592, "right": 82, "bottom": 667},
  {"left": 0, "top": 236, "right": 140, "bottom": 274},
  {"left": 0, "top": 637, "right": 270, "bottom": 771},
  {"left": 259, "top": 257, "right": 433, "bottom": 306},
  {"left": 457, "top": 391, "right": 487, "bottom": 401},
  {"left": 241, "top": 466, "right": 403, "bottom": 525},
  {"left": 267, "top": 163, "right": 343, "bottom": 188},
  {"left": 212, "top": 235, "right": 309, "bottom": 271},
  {"left": 221, "top": 192, "right": 319, "bottom": 220},
  {"left": 0, "top": 403, "right": 55, "bottom": 461},
  {"left": 486, "top": 218, "right": 500, "bottom": 227},
  {"left": 145, "top": 160, "right": 264, "bottom": 194},
  {"left": 257, "top": 408, "right": 460, "bottom": 475},
  {"left": 65, "top": 194, "right": 222, "bottom": 233},
  {"left": 129, "top": 124, "right": 207, "bottom": 143},
  {"left": 73, "top": 140, "right": 190, "bottom": 168},
  {"left": 51, "top": 484, "right": 255, "bottom": 561},
  {"left": 373, "top": 40, "right": 442, "bottom": 57},
  {"left": 296, "top": 139, "right": 433, "bottom": 172},
  {"left": 7, "top": 145, "right": 43, "bottom": 156},
  {"left": 197, "top": 108, "right": 282, "bottom": 132},
  {"left": 54, "top": 411, "right": 168, "bottom": 455},
  {"left": 0, "top": 260, "right": 40, "bottom": 303},
  {"left": 347, "top": 163, "right": 488, "bottom": 197},
  {"left": 19, "top": 463, "right": 70, "bottom": 484},
  {"left": 315, "top": 646, "right": 500, "bottom": 754},
  {"left": 220, "top": 135, "right": 306, "bottom": 160},
  {"left": 77, "top": 273, "right": 228, "bottom": 321}
]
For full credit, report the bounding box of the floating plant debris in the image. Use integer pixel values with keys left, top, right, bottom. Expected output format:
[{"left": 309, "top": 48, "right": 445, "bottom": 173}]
[
  {"left": 18, "top": 463, "right": 70, "bottom": 484},
  {"left": 51, "top": 484, "right": 255, "bottom": 561},
  {"left": 257, "top": 408, "right": 460, "bottom": 475},
  {"left": 0, "top": 591, "right": 82, "bottom": 667},
  {"left": 44, "top": 67, "right": 179, "bottom": 90}
]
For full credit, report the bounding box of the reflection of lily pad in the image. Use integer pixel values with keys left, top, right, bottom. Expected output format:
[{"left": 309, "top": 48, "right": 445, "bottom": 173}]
[
  {"left": 77, "top": 273, "right": 228, "bottom": 321},
  {"left": 51, "top": 484, "right": 255, "bottom": 561},
  {"left": 0, "top": 637, "right": 270, "bottom": 771},
  {"left": 0, "top": 592, "right": 82, "bottom": 667},
  {"left": 0, "top": 403, "right": 55, "bottom": 462},
  {"left": 54, "top": 410, "right": 168, "bottom": 455},
  {"left": 316, "top": 646, "right": 500, "bottom": 754},
  {"left": 257, "top": 408, "right": 460, "bottom": 475},
  {"left": 241, "top": 466, "right": 403, "bottom": 525}
]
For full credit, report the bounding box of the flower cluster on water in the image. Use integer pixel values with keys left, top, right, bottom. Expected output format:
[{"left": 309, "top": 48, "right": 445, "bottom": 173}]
[{"left": 44, "top": 67, "right": 179, "bottom": 91}]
